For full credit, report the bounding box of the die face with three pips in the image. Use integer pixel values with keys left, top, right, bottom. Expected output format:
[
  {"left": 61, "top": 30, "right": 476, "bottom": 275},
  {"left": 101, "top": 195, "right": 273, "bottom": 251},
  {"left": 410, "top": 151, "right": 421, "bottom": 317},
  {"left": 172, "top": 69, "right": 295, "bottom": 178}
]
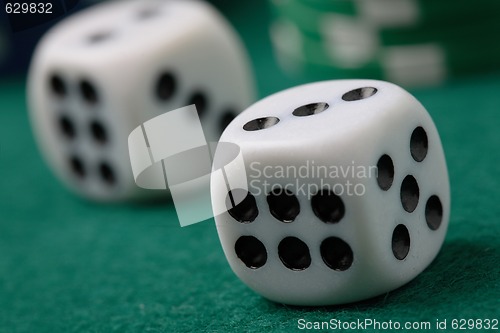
[
  {"left": 212, "top": 79, "right": 450, "bottom": 306},
  {"left": 28, "top": 0, "right": 254, "bottom": 201}
]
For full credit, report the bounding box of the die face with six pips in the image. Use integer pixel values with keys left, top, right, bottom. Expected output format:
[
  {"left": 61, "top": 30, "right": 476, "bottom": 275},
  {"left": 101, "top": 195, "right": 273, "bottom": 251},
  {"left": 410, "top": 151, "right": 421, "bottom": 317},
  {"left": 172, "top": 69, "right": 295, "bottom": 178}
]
[
  {"left": 211, "top": 79, "right": 450, "bottom": 306},
  {"left": 28, "top": 0, "right": 254, "bottom": 201}
]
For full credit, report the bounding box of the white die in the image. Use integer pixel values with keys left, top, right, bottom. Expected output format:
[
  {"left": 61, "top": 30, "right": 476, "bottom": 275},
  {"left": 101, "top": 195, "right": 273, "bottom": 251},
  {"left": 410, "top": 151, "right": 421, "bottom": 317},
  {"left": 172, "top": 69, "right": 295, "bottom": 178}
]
[
  {"left": 211, "top": 79, "right": 450, "bottom": 306},
  {"left": 28, "top": 0, "right": 254, "bottom": 201}
]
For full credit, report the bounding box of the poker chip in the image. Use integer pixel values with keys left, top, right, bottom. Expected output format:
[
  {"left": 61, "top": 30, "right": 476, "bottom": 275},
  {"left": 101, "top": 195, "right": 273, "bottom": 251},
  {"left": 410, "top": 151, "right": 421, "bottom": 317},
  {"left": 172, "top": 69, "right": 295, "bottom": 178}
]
[{"left": 269, "top": 0, "right": 500, "bottom": 86}]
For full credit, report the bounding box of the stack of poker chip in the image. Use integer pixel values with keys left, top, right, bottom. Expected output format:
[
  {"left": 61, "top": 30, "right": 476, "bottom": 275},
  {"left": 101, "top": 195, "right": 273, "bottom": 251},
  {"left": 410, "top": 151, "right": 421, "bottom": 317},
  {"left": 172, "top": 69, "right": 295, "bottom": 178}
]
[{"left": 269, "top": 0, "right": 500, "bottom": 87}]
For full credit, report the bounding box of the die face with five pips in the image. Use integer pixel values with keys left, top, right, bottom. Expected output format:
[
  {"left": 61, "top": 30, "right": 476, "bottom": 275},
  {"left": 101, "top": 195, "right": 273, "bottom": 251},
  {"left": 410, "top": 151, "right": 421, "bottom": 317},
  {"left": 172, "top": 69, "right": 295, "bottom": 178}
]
[{"left": 211, "top": 79, "right": 450, "bottom": 306}]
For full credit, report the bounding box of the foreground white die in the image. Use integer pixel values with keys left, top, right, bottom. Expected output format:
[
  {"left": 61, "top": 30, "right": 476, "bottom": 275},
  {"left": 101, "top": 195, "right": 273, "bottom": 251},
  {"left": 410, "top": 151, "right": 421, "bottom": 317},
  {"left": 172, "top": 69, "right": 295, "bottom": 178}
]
[
  {"left": 28, "top": 0, "right": 254, "bottom": 201},
  {"left": 211, "top": 79, "right": 450, "bottom": 306}
]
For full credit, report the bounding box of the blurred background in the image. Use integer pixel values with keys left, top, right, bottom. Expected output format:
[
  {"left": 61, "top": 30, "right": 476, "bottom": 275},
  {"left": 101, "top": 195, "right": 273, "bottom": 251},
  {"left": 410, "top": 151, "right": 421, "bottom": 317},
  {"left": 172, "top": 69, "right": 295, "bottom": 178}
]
[
  {"left": 3, "top": 0, "right": 500, "bottom": 87},
  {"left": 1, "top": 0, "right": 499, "bottom": 332}
]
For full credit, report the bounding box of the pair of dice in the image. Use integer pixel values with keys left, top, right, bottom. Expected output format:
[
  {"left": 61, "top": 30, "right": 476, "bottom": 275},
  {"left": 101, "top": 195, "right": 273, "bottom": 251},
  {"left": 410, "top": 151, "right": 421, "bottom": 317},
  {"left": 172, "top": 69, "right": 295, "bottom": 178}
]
[{"left": 28, "top": 0, "right": 450, "bottom": 306}]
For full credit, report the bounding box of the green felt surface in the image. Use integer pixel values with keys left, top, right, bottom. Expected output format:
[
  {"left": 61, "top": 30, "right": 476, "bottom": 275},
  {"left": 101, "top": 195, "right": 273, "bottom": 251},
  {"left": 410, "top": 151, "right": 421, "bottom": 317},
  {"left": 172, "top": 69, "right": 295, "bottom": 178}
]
[{"left": 1, "top": 1, "right": 499, "bottom": 332}]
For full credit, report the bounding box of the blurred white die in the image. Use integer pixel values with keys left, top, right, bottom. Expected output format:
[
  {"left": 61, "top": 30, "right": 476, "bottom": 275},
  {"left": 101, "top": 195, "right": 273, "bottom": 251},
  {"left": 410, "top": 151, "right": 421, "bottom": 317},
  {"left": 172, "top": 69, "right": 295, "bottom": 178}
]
[
  {"left": 28, "top": 0, "right": 254, "bottom": 201},
  {"left": 211, "top": 80, "right": 450, "bottom": 306}
]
